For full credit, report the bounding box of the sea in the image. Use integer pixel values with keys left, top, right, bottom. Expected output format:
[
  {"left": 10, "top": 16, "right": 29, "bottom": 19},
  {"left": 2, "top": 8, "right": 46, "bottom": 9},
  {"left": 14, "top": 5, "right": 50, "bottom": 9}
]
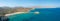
[{"left": 9, "top": 8, "right": 60, "bottom": 21}]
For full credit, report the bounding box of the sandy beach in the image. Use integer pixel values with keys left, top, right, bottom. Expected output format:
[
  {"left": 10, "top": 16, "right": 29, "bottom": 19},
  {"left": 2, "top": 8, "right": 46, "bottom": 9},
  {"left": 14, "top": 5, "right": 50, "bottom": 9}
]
[{"left": 5, "top": 12, "right": 28, "bottom": 16}]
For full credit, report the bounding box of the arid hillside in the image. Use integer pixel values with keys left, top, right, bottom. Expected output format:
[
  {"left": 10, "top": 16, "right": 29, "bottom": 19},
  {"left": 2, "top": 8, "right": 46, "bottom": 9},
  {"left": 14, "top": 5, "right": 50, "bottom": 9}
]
[{"left": 0, "top": 7, "right": 33, "bottom": 16}]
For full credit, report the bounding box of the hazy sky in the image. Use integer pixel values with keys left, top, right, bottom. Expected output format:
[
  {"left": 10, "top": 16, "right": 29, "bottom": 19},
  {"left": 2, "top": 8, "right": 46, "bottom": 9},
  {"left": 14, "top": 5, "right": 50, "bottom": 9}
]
[{"left": 0, "top": 0, "right": 60, "bottom": 8}]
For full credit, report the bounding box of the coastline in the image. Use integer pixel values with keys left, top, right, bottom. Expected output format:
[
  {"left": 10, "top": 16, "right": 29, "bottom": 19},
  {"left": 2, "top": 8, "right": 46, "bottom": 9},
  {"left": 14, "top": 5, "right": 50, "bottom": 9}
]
[{"left": 5, "top": 12, "right": 28, "bottom": 16}]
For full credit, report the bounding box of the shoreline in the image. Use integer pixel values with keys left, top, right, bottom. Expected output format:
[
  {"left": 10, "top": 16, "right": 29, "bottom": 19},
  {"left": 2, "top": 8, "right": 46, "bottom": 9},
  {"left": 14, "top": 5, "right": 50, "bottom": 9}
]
[
  {"left": 5, "top": 12, "right": 28, "bottom": 16},
  {"left": 5, "top": 8, "right": 35, "bottom": 16}
]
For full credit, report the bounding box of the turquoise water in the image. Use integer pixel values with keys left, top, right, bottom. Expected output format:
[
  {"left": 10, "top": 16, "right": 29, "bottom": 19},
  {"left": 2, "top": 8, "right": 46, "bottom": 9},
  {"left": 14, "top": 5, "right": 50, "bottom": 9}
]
[
  {"left": 9, "top": 8, "right": 60, "bottom": 21},
  {"left": 9, "top": 13, "right": 37, "bottom": 21}
]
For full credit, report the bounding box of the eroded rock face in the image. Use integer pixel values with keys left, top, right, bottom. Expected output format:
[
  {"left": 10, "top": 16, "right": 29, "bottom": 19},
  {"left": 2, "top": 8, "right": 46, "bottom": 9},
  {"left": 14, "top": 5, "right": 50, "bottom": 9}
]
[{"left": 0, "top": 16, "right": 9, "bottom": 21}]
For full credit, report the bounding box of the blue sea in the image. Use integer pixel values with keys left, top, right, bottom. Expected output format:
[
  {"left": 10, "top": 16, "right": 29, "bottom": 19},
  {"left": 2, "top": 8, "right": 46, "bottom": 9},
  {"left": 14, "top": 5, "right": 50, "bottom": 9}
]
[{"left": 9, "top": 8, "right": 60, "bottom": 21}]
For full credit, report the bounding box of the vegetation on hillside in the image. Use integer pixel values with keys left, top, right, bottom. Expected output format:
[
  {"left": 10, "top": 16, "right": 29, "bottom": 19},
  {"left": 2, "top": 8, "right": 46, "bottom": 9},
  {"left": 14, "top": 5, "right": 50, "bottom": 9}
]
[{"left": 0, "top": 7, "right": 32, "bottom": 16}]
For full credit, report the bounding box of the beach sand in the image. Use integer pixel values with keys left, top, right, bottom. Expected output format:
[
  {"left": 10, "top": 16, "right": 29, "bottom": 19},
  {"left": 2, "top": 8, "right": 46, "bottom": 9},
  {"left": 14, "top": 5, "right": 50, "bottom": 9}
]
[{"left": 5, "top": 12, "right": 28, "bottom": 16}]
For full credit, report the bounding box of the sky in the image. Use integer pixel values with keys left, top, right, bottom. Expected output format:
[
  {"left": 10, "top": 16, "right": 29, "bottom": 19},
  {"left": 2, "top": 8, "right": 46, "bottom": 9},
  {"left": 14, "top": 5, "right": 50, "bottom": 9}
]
[{"left": 0, "top": 0, "right": 60, "bottom": 8}]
